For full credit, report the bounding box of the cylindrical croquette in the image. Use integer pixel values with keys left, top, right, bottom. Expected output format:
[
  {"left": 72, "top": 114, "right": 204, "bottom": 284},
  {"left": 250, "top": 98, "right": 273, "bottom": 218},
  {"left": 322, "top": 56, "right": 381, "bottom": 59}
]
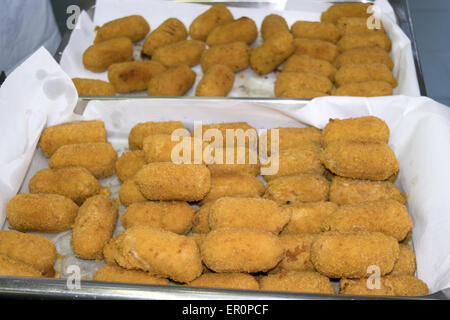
[
  {"left": 293, "top": 38, "right": 338, "bottom": 62},
  {"left": 115, "top": 150, "right": 146, "bottom": 183},
  {"left": 261, "top": 14, "right": 289, "bottom": 41},
  {"left": 147, "top": 64, "right": 196, "bottom": 96},
  {"left": 282, "top": 54, "right": 337, "bottom": 81},
  {"left": 206, "top": 17, "right": 258, "bottom": 47},
  {"left": 0, "top": 254, "right": 42, "bottom": 278},
  {"left": 335, "top": 63, "right": 397, "bottom": 88},
  {"left": 250, "top": 31, "right": 294, "bottom": 75},
  {"left": 391, "top": 244, "right": 416, "bottom": 276},
  {"left": 336, "top": 17, "right": 386, "bottom": 36},
  {"left": 274, "top": 71, "right": 333, "bottom": 97},
  {"left": 71, "top": 195, "right": 118, "bottom": 260},
  {"left": 320, "top": 140, "right": 399, "bottom": 181},
  {"left": 201, "top": 227, "right": 284, "bottom": 273},
  {"left": 94, "top": 15, "right": 150, "bottom": 44},
  {"left": 118, "top": 179, "right": 147, "bottom": 207},
  {"left": 261, "top": 126, "right": 322, "bottom": 156},
  {"left": 38, "top": 120, "right": 106, "bottom": 158},
  {"left": 48, "top": 142, "right": 118, "bottom": 179},
  {"left": 282, "top": 201, "right": 338, "bottom": 234},
  {"left": 195, "top": 64, "right": 235, "bottom": 97},
  {"left": 82, "top": 37, "right": 133, "bottom": 72},
  {"left": 28, "top": 167, "right": 108, "bottom": 206},
  {"left": 121, "top": 201, "right": 195, "bottom": 234},
  {"left": 104, "top": 226, "right": 203, "bottom": 283},
  {"left": 264, "top": 174, "right": 330, "bottom": 205},
  {"left": 321, "top": 199, "right": 413, "bottom": 241},
  {"left": 278, "top": 234, "right": 318, "bottom": 272},
  {"left": 321, "top": 116, "right": 390, "bottom": 147},
  {"left": 0, "top": 231, "right": 57, "bottom": 276},
  {"left": 339, "top": 275, "right": 428, "bottom": 296},
  {"left": 93, "top": 264, "right": 170, "bottom": 285},
  {"left": 337, "top": 32, "right": 392, "bottom": 52},
  {"left": 334, "top": 47, "right": 394, "bottom": 70},
  {"left": 192, "top": 201, "right": 214, "bottom": 234},
  {"left": 72, "top": 78, "right": 116, "bottom": 96},
  {"left": 321, "top": 2, "right": 371, "bottom": 24},
  {"left": 291, "top": 21, "right": 340, "bottom": 43},
  {"left": 6, "top": 194, "right": 78, "bottom": 233},
  {"left": 128, "top": 121, "right": 185, "bottom": 150},
  {"left": 142, "top": 134, "right": 197, "bottom": 163},
  {"left": 142, "top": 18, "right": 188, "bottom": 57},
  {"left": 152, "top": 40, "right": 206, "bottom": 68},
  {"left": 200, "top": 41, "right": 251, "bottom": 73},
  {"left": 310, "top": 231, "right": 400, "bottom": 278},
  {"left": 107, "top": 61, "right": 166, "bottom": 93},
  {"left": 206, "top": 146, "right": 260, "bottom": 176},
  {"left": 134, "top": 162, "right": 211, "bottom": 201},
  {"left": 189, "top": 4, "right": 234, "bottom": 41},
  {"left": 260, "top": 271, "right": 335, "bottom": 294},
  {"left": 208, "top": 197, "right": 290, "bottom": 234},
  {"left": 188, "top": 273, "right": 259, "bottom": 290},
  {"left": 329, "top": 176, "right": 407, "bottom": 205},
  {"left": 331, "top": 80, "right": 393, "bottom": 97}
]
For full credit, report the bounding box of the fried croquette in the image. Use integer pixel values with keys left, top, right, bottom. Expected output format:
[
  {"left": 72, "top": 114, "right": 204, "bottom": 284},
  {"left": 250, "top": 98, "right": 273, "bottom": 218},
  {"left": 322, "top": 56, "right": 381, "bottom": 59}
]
[
  {"left": 0, "top": 254, "right": 42, "bottom": 278},
  {"left": 336, "top": 16, "right": 386, "bottom": 36},
  {"left": 196, "top": 64, "right": 235, "bottom": 97},
  {"left": 261, "top": 126, "right": 322, "bottom": 156},
  {"left": 310, "top": 231, "right": 399, "bottom": 278},
  {"left": 28, "top": 167, "right": 108, "bottom": 205},
  {"left": 134, "top": 163, "right": 211, "bottom": 201},
  {"left": 104, "top": 226, "right": 203, "bottom": 283},
  {"left": 260, "top": 271, "right": 335, "bottom": 294},
  {"left": 291, "top": 21, "right": 340, "bottom": 43},
  {"left": 201, "top": 227, "right": 284, "bottom": 273},
  {"left": 118, "top": 179, "right": 146, "bottom": 207},
  {"left": 282, "top": 54, "right": 337, "bottom": 81},
  {"left": 337, "top": 32, "right": 392, "bottom": 52},
  {"left": 278, "top": 234, "right": 318, "bottom": 272},
  {"left": 0, "top": 231, "right": 57, "bottom": 276},
  {"left": 147, "top": 64, "right": 196, "bottom": 96},
  {"left": 6, "top": 193, "right": 78, "bottom": 233},
  {"left": 209, "top": 197, "right": 290, "bottom": 234},
  {"left": 93, "top": 264, "right": 170, "bottom": 285},
  {"left": 107, "top": 60, "right": 166, "bottom": 93},
  {"left": 152, "top": 40, "right": 206, "bottom": 68},
  {"left": 321, "top": 2, "right": 371, "bottom": 24},
  {"left": 192, "top": 201, "right": 214, "bottom": 233},
  {"left": 250, "top": 31, "right": 294, "bottom": 75},
  {"left": 275, "top": 71, "right": 333, "bottom": 97},
  {"left": 128, "top": 121, "right": 185, "bottom": 150},
  {"left": 39, "top": 120, "right": 106, "bottom": 158},
  {"left": 206, "top": 146, "right": 260, "bottom": 176},
  {"left": 339, "top": 275, "right": 428, "bottom": 296},
  {"left": 335, "top": 63, "right": 397, "bottom": 88},
  {"left": 206, "top": 17, "right": 258, "bottom": 47},
  {"left": 261, "top": 14, "right": 289, "bottom": 41},
  {"left": 329, "top": 176, "right": 407, "bottom": 205},
  {"left": 142, "top": 134, "right": 204, "bottom": 164},
  {"left": 48, "top": 142, "right": 118, "bottom": 179},
  {"left": 121, "top": 201, "right": 195, "bottom": 234},
  {"left": 94, "top": 15, "right": 150, "bottom": 44},
  {"left": 189, "top": 4, "right": 234, "bottom": 41},
  {"left": 72, "top": 78, "right": 116, "bottom": 96},
  {"left": 331, "top": 80, "right": 393, "bottom": 97},
  {"left": 320, "top": 140, "right": 399, "bottom": 181},
  {"left": 334, "top": 47, "right": 393, "bottom": 70},
  {"left": 282, "top": 201, "right": 338, "bottom": 234},
  {"left": 142, "top": 18, "right": 187, "bottom": 57},
  {"left": 293, "top": 38, "right": 338, "bottom": 62},
  {"left": 391, "top": 244, "right": 416, "bottom": 276},
  {"left": 82, "top": 37, "right": 133, "bottom": 72},
  {"left": 188, "top": 273, "right": 259, "bottom": 290},
  {"left": 115, "top": 150, "right": 146, "bottom": 183},
  {"left": 200, "top": 41, "right": 251, "bottom": 73}
]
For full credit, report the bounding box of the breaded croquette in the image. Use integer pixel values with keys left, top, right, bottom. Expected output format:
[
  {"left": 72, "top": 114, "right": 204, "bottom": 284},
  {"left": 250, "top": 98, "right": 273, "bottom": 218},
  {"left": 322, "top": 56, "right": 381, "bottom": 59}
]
[
  {"left": 261, "top": 126, "right": 322, "bottom": 156},
  {"left": 134, "top": 163, "right": 211, "bottom": 201},
  {"left": 337, "top": 32, "right": 392, "bottom": 52},
  {"left": 93, "top": 265, "right": 170, "bottom": 285},
  {"left": 142, "top": 134, "right": 204, "bottom": 164},
  {"left": 334, "top": 47, "right": 394, "bottom": 70},
  {"left": 147, "top": 64, "right": 196, "bottom": 96},
  {"left": 261, "top": 14, "right": 289, "bottom": 41},
  {"left": 275, "top": 71, "right": 333, "bottom": 97},
  {"left": 209, "top": 197, "right": 290, "bottom": 234},
  {"left": 94, "top": 15, "right": 150, "bottom": 44},
  {"left": 48, "top": 142, "right": 118, "bottom": 179},
  {"left": 0, "top": 254, "right": 42, "bottom": 278},
  {"left": 107, "top": 61, "right": 166, "bottom": 93},
  {"left": 321, "top": 140, "right": 399, "bottom": 180},
  {"left": 391, "top": 244, "right": 416, "bottom": 276},
  {"left": 260, "top": 271, "right": 335, "bottom": 294},
  {"left": 321, "top": 2, "right": 371, "bottom": 24},
  {"left": 278, "top": 234, "right": 318, "bottom": 272},
  {"left": 329, "top": 176, "right": 407, "bottom": 205},
  {"left": 115, "top": 150, "right": 146, "bottom": 183},
  {"left": 192, "top": 201, "right": 214, "bottom": 233},
  {"left": 121, "top": 201, "right": 195, "bottom": 234},
  {"left": 128, "top": 121, "right": 185, "bottom": 150},
  {"left": 28, "top": 167, "right": 108, "bottom": 205},
  {"left": 310, "top": 231, "right": 399, "bottom": 278},
  {"left": 82, "top": 37, "right": 133, "bottom": 72},
  {"left": 196, "top": 64, "right": 235, "bottom": 97},
  {"left": 282, "top": 54, "right": 337, "bottom": 81},
  {"left": 39, "top": 120, "right": 106, "bottom": 158},
  {"left": 331, "top": 80, "right": 393, "bottom": 97},
  {"left": 189, "top": 273, "right": 259, "bottom": 290},
  {"left": 335, "top": 63, "right": 397, "bottom": 88},
  {"left": 206, "top": 17, "right": 258, "bottom": 47},
  {"left": 118, "top": 179, "right": 146, "bottom": 207},
  {"left": 336, "top": 17, "right": 386, "bottom": 36},
  {"left": 189, "top": 4, "right": 234, "bottom": 41},
  {"left": 206, "top": 146, "right": 260, "bottom": 176},
  {"left": 291, "top": 21, "right": 340, "bottom": 43},
  {"left": 104, "top": 226, "right": 203, "bottom": 283},
  {"left": 293, "top": 38, "right": 338, "bottom": 62},
  {"left": 200, "top": 41, "right": 251, "bottom": 73},
  {"left": 152, "top": 40, "right": 206, "bottom": 68},
  {"left": 142, "top": 18, "right": 187, "bottom": 57},
  {"left": 201, "top": 227, "right": 284, "bottom": 273},
  {"left": 0, "top": 231, "right": 57, "bottom": 276},
  {"left": 282, "top": 201, "right": 338, "bottom": 234},
  {"left": 72, "top": 78, "right": 116, "bottom": 96},
  {"left": 6, "top": 193, "right": 78, "bottom": 233}
]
